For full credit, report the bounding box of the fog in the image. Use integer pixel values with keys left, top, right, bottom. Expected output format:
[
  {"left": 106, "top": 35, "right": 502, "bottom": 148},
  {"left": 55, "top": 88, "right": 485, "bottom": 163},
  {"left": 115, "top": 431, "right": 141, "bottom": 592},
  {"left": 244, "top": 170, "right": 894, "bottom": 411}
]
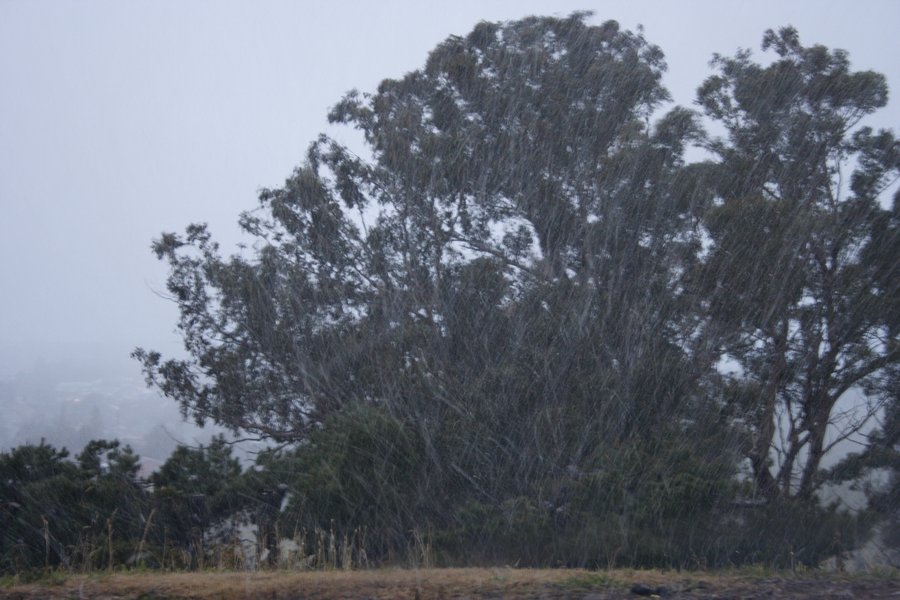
[{"left": 1, "top": 1, "right": 898, "bottom": 448}]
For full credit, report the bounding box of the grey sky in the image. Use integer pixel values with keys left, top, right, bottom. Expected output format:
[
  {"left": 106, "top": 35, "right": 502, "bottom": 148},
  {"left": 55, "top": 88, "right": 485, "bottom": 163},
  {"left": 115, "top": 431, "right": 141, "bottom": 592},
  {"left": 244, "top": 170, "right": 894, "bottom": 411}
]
[{"left": 1, "top": 0, "right": 898, "bottom": 379}]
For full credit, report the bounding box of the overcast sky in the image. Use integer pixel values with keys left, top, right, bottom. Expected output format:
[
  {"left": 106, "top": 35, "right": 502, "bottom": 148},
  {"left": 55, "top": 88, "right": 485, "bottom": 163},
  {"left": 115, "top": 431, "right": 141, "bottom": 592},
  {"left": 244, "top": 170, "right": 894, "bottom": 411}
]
[{"left": 1, "top": 0, "right": 898, "bottom": 379}]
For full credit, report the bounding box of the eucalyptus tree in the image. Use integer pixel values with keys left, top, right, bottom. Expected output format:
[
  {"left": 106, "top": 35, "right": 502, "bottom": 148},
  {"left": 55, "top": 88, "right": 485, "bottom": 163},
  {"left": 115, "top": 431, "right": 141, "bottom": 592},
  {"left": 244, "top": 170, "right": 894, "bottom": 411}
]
[
  {"left": 136, "top": 13, "right": 773, "bottom": 566},
  {"left": 134, "top": 12, "right": 711, "bottom": 475},
  {"left": 696, "top": 27, "right": 899, "bottom": 500}
]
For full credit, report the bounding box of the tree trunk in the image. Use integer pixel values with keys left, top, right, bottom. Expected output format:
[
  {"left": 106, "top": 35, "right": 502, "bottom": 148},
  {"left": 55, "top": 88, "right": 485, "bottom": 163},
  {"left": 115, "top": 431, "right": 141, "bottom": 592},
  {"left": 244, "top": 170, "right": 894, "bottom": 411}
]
[
  {"left": 750, "top": 320, "right": 789, "bottom": 499},
  {"left": 798, "top": 404, "right": 831, "bottom": 500}
]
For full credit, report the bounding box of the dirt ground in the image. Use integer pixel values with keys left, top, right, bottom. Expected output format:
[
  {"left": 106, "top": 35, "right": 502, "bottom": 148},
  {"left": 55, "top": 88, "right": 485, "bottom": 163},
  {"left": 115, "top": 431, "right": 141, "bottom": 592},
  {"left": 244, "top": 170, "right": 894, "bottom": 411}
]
[{"left": 1, "top": 567, "right": 898, "bottom": 599}]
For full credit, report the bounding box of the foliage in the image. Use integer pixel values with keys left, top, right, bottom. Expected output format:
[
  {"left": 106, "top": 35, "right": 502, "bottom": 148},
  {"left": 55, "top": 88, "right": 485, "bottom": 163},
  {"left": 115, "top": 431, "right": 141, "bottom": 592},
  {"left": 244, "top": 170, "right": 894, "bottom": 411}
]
[
  {"left": 132, "top": 12, "right": 707, "bottom": 449},
  {"left": 719, "top": 499, "right": 864, "bottom": 568},
  {"left": 243, "top": 404, "right": 424, "bottom": 564},
  {"left": 148, "top": 435, "right": 246, "bottom": 567},
  {"left": 0, "top": 439, "right": 148, "bottom": 573}
]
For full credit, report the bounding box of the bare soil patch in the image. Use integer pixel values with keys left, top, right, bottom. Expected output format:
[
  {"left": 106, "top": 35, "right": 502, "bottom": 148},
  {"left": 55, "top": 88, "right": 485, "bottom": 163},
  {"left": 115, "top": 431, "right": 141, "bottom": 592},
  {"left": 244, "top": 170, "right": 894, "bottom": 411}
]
[{"left": 1, "top": 568, "right": 897, "bottom": 599}]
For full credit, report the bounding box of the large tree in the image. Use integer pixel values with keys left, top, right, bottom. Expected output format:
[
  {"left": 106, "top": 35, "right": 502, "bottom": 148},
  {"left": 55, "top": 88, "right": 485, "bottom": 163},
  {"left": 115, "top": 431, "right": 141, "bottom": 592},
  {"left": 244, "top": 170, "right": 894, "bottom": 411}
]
[
  {"left": 134, "top": 12, "right": 711, "bottom": 463},
  {"left": 696, "top": 27, "right": 899, "bottom": 500}
]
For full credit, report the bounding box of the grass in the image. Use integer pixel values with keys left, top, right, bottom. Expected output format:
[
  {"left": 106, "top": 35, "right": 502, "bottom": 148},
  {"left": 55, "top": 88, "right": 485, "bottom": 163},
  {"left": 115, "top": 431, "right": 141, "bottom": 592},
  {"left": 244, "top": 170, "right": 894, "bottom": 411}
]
[
  {"left": 0, "top": 566, "right": 898, "bottom": 599},
  {"left": 0, "top": 570, "right": 69, "bottom": 587},
  {"left": 1, "top": 568, "right": 596, "bottom": 599},
  {"left": 557, "top": 571, "right": 622, "bottom": 590}
]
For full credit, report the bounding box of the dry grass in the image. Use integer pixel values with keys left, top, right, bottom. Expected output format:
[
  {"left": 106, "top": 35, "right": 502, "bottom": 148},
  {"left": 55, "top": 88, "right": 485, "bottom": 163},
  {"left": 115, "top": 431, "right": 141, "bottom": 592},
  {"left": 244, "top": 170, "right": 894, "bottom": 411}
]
[{"left": 1, "top": 567, "right": 897, "bottom": 599}]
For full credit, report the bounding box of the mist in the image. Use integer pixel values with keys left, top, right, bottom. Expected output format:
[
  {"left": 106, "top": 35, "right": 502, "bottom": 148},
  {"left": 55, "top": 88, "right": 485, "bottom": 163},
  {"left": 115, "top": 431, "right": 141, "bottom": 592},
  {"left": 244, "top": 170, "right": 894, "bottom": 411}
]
[{"left": 1, "top": 1, "right": 898, "bottom": 385}]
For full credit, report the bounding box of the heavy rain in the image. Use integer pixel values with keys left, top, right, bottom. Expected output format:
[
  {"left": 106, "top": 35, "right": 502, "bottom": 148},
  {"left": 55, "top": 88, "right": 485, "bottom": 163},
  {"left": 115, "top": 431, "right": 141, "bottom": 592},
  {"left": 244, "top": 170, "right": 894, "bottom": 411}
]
[{"left": 1, "top": 2, "right": 898, "bottom": 598}]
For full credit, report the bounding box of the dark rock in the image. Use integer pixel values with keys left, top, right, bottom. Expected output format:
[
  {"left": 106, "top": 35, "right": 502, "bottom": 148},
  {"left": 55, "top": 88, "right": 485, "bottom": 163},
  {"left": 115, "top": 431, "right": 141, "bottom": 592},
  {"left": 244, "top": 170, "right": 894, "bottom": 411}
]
[{"left": 630, "top": 583, "right": 671, "bottom": 597}]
